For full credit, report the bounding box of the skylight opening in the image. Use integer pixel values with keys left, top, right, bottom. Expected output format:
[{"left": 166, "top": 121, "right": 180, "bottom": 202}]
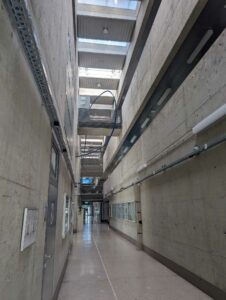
[
  {"left": 79, "top": 88, "right": 117, "bottom": 97},
  {"left": 78, "top": 38, "right": 129, "bottom": 48},
  {"left": 78, "top": 0, "right": 138, "bottom": 10},
  {"left": 79, "top": 67, "right": 121, "bottom": 79}
]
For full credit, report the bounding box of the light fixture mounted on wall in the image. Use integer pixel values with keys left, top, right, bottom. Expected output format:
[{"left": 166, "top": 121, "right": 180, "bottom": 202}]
[
  {"left": 187, "top": 29, "right": 214, "bottom": 64},
  {"left": 103, "top": 27, "right": 109, "bottom": 34}
]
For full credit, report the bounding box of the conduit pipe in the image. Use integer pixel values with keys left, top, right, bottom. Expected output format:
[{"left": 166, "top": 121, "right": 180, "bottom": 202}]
[
  {"left": 192, "top": 104, "right": 226, "bottom": 134},
  {"left": 107, "top": 133, "right": 226, "bottom": 197}
]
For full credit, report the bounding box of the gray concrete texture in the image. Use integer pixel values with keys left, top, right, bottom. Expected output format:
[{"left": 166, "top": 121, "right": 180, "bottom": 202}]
[
  {"left": 104, "top": 0, "right": 207, "bottom": 170},
  {"left": 104, "top": 2, "right": 226, "bottom": 295},
  {"left": 0, "top": 0, "right": 78, "bottom": 299}
]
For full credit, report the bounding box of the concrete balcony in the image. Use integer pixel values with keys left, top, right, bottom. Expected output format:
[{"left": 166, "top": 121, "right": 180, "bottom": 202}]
[{"left": 78, "top": 108, "right": 121, "bottom": 136}]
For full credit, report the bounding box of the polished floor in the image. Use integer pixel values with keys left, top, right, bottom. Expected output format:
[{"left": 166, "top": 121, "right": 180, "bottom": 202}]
[{"left": 58, "top": 223, "right": 212, "bottom": 300}]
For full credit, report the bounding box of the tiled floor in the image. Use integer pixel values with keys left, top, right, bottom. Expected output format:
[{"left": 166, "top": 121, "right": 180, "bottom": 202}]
[{"left": 58, "top": 223, "right": 212, "bottom": 300}]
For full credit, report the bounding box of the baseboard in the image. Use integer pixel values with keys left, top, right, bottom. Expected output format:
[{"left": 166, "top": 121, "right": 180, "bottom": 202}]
[
  {"left": 52, "top": 244, "right": 71, "bottom": 300},
  {"left": 109, "top": 225, "right": 226, "bottom": 300},
  {"left": 109, "top": 225, "right": 139, "bottom": 248},
  {"left": 101, "top": 220, "right": 109, "bottom": 224}
]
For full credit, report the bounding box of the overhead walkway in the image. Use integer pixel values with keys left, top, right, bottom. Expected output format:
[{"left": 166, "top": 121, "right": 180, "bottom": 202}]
[{"left": 58, "top": 224, "right": 212, "bottom": 300}]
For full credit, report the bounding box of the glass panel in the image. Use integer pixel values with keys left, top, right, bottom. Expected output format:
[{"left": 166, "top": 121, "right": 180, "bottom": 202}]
[
  {"left": 79, "top": 67, "right": 122, "bottom": 79},
  {"left": 78, "top": 0, "right": 138, "bottom": 10},
  {"left": 128, "top": 202, "right": 136, "bottom": 221},
  {"left": 124, "top": 203, "right": 128, "bottom": 220}
]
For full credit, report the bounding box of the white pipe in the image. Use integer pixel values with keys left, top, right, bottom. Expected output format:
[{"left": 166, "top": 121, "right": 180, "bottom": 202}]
[
  {"left": 137, "top": 163, "right": 147, "bottom": 173},
  {"left": 192, "top": 104, "right": 226, "bottom": 134}
]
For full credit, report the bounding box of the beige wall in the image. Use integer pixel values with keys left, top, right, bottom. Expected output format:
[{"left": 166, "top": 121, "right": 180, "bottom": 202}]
[
  {"left": 0, "top": 0, "right": 78, "bottom": 299},
  {"left": 104, "top": 0, "right": 207, "bottom": 170},
  {"left": 104, "top": 0, "right": 226, "bottom": 293}
]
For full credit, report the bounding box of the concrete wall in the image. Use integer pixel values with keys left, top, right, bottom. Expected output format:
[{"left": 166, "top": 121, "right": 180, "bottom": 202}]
[
  {"left": 0, "top": 0, "right": 78, "bottom": 299},
  {"left": 104, "top": 0, "right": 207, "bottom": 169},
  {"left": 104, "top": 0, "right": 226, "bottom": 294}
]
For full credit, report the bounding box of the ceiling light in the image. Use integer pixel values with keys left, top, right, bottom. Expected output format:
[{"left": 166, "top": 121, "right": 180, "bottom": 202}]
[
  {"left": 79, "top": 88, "right": 116, "bottom": 97},
  {"left": 81, "top": 138, "right": 103, "bottom": 143},
  {"left": 78, "top": 38, "right": 129, "bottom": 47},
  {"left": 123, "top": 146, "right": 129, "bottom": 154},
  {"left": 141, "top": 117, "right": 150, "bottom": 129},
  {"left": 103, "top": 27, "right": 109, "bottom": 34},
  {"left": 116, "top": 155, "right": 123, "bottom": 164},
  {"left": 130, "top": 135, "right": 137, "bottom": 143},
  {"left": 79, "top": 68, "right": 121, "bottom": 79},
  {"left": 187, "top": 29, "right": 214, "bottom": 64},
  {"left": 157, "top": 88, "right": 172, "bottom": 106},
  {"left": 97, "top": 82, "right": 101, "bottom": 88}
]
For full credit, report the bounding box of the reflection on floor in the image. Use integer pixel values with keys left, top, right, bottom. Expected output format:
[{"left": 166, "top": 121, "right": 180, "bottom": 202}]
[{"left": 58, "top": 224, "right": 212, "bottom": 300}]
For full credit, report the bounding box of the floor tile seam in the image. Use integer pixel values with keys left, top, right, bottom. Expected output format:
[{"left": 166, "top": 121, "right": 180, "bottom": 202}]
[{"left": 92, "top": 234, "right": 119, "bottom": 300}]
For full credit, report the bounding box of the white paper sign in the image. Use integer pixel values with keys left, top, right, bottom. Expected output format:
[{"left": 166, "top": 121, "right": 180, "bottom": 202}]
[{"left": 20, "top": 208, "right": 38, "bottom": 251}]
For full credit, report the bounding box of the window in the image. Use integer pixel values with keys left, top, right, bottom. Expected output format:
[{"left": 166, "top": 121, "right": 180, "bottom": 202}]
[
  {"left": 50, "top": 146, "right": 58, "bottom": 176},
  {"left": 111, "top": 202, "right": 136, "bottom": 222},
  {"left": 128, "top": 202, "right": 136, "bottom": 221},
  {"left": 78, "top": 0, "right": 138, "bottom": 10},
  {"left": 62, "top": 194, "right": 71, "bottom": 239}
]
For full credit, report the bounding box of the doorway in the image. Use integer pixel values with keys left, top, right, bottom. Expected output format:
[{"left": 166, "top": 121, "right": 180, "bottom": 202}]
[{"left": 42, "top": 143, "right": 59, "bottom": 300}]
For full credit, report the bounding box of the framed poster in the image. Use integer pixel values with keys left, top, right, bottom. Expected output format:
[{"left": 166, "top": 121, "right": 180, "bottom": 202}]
[{"left": 20, "top": 208, "right": 38, "bottom": 251}]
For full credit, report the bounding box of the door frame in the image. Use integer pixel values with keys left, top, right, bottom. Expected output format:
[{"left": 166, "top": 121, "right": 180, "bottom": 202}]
[{"left": 41, "top": 138, "right": 60, "bottom": 300}]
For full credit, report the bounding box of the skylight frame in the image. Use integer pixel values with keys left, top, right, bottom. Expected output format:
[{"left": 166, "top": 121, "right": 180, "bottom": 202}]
[{"left": 77, "top": 0, "right": 138, "bottom": 11}]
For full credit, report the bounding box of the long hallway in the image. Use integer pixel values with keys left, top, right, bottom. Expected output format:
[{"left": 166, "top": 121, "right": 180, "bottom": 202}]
[
  {"left": 1, "top": 0, "right": 226, "bottom": 299},
  {"left": 58, "top": 224, "right": 212, "bottom": 300}
]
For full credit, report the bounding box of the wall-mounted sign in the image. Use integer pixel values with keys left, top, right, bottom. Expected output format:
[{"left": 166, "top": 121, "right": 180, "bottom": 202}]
[{"left": 21, "top": 208, "right": 38, "bottom": 252}]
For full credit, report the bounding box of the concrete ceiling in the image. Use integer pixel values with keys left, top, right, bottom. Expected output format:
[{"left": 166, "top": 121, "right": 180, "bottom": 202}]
[
  {"left": 79, "top": 52, "right": 126, "bottom": 70},
  {"left": 79, "top": 77, "right": 119, "bottom": 90}
]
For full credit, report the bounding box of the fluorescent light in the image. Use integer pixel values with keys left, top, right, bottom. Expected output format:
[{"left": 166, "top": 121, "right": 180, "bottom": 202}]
[
  {"left": 81, "top": 138, "right": 103, "bottom": 143},
  {"left": 192, "top": 104, "right": 226, "bottom": 134},
  {"left": 130, "top": 135, "right": 137, "bottom": 143},
  {"left": 123, "top": 146, "right": 129, "bottom": 154},
  {"left": 79, "top": 88, "right": 116, "bottom": 97},
  {"left": 187, "top": 29, "right": 214, "bottom": 64},
  {"left": 157, "top": 88, "right": 172, "bottom": 106},
  {"left": 79, "top": 67, "right": 121, "bottom": 79},
  {"left": 116, "top": 155, "right": 123, "bottom": 164},
  {"left": 78, "top": 38, "right": 128, "bottom": 47},
  {"left": 141, "top": 118, "right": 150, "bottom": 129},
  {"left": 137, "top": 163, "right": 147, "bottom": 173}
]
